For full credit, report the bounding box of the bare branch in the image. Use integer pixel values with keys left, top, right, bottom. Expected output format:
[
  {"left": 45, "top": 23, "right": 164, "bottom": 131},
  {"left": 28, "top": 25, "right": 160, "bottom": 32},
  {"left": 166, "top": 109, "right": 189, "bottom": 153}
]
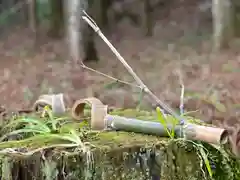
[
  {"left": 80, "top": 62, "right": 141, "bottom": 88},
  {"left": 82, "top": 11, "right": 186, "bottom": 127},
  {"left": 175, "top": 69, "right": 185, "bottom": 117}
]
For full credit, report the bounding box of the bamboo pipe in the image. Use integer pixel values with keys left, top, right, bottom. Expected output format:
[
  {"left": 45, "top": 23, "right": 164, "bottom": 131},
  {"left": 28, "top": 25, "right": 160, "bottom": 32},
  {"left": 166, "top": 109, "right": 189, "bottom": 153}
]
[
  {"left": 71, "top": 98, "right": 229, "bottom": 145},
  {"left": 104, "top": 115, "right": 229, "bottom": 145}
]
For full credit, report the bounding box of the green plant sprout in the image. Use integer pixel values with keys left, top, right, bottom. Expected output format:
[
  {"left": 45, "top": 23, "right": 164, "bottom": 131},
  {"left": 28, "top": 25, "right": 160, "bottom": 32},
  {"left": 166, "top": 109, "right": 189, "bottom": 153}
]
[
  {"left": 156, "top": 106, "right": 178, "bottom": 139},
  {"left": 41, "top": 105, "right": 58, "bottom": 131},
  {"left": 188, "top": 140, "right": 213, "bottom": 178},
  {"left": 156, "top": 106, "right": 214, "bottom": 179},
  {"left": 0, "top": 106, "right": 92, "bottom": 157},
  {"left": 155, "top": 89, "right": 214, "bottom": 178}
]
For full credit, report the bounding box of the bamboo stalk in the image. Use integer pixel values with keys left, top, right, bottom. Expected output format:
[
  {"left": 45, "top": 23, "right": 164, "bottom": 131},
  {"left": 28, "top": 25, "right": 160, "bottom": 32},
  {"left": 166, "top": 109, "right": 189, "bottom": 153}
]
[{"left": 105, "top": 115, "right": 229, "bottom": 145}]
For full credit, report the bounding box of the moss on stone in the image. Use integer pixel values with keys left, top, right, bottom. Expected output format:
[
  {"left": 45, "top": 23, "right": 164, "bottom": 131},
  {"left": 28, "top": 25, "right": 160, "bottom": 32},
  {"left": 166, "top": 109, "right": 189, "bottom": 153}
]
[{"left": 0, "top": 108, "right": 239, "bottom": 180}]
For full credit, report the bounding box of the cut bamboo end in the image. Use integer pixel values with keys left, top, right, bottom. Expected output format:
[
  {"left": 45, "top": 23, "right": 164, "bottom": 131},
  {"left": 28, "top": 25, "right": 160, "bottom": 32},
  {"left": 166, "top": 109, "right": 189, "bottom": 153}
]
[
  {"left": 32, "top": 93, "right": 66, "bottom": 115},
  {"left": 71, "top": 97, "right": 108, "bottom": 130},
  {"left": 185, "top": 124, "right": 229, "bottom": 145}
]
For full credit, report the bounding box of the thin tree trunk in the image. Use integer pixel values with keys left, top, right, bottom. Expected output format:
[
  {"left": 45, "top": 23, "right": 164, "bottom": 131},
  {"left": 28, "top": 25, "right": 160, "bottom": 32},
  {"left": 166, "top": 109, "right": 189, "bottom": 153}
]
[
  {"left": 20, "top": 0, "right": 29, "bottom": 25},
  {"left": 142, "top": 0, "right": 153, "bottom": 36},
  {"left": 212, "top": 0, "right": 233, "bottom": 51},
  {"left": 64, "top": 0, "right": 81, "bottom": 62},
  {"left": 28, "top": 0, "right": 38, "bottom": 47},
  {"left": 81, "top": 0, "right": 99, "bottom": 62},
  {"left": 48, "top": 0, "right": 64, "bottom": 38},
  {"left": 232, "top": 0, "right": 240, "bottom": 37}
]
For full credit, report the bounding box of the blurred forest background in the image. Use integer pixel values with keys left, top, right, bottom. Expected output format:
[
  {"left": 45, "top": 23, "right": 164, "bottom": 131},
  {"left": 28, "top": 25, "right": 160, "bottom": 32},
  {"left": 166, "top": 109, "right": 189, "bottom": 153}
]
[{"left": 0, "top": 0, "right": 239, "bottom": 128}]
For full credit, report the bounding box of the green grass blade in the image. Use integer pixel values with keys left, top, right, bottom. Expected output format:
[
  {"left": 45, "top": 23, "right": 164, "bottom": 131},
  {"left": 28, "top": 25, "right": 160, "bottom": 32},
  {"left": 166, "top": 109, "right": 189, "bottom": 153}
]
[
  {"left": 136, "top": 89, "right": 144, "bottom": 110},
  {"left": 165, "top": 115, "right": 178, "bottom": 138},
  {"left": 5, "top": 117, "right": 50, "bottom": 132},
  {"left": 24, "top": 125, "right": 51, "bottom": 133},
  {"left": 199, "top": 146, "right": 213, "bottom": 178},
  {"left": 156, "top": 107, "right": 173, "bottom": 138},
  {"left": 54, "top": 116, "right": 71, "bottom": 121},
  {"left": 69, "top": 129, "right": 83, "bottom": 144},
  {"left": 0, "top": 129, "right": 47, "bottom": 141},
  {"left": 43, "top": 106, "right": 57, "bottom": 130},
  {"left": 46, "top": 134, "right": 80, "bottom": 144},
  {"left": 0, "top": 134, "right": 77, "bottom": 149},
  {"left": 170, "top": 118, "right": 176, "bottom": 138},
  {"left": 43, "top": 106, "right": 54, "bottom": 120}
]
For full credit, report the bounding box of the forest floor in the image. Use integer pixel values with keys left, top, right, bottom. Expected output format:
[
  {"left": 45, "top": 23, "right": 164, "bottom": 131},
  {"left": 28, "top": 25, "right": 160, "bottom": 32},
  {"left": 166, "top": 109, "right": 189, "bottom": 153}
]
[{"left": 0, "top": 0, "right": 239, "bottom": 129}]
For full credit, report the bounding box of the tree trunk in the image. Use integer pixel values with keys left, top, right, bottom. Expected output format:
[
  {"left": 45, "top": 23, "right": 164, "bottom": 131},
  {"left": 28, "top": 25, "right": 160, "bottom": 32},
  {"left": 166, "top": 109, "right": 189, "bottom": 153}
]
[
  {"left": 142, "top": 0, "right": 153, "bottom": 36},
  {"left": 48, "top": 0, "right": 64, "bottom": 38},
  {"left": 80, "top": 0, "right": 99, "bottom": 62},
  {"left": 212, "top": 0, "right": 233, "bottom": 51},
  {"left": 64, "top": 0, "right": 99, "bottom": 62},
  {"left": 20, "top": 0, "right": 29, "bottom": 25},
  {"left": 64, "top": 0, "right": 81, "bottom": 62},
  {"left": 232, "top": 0, "right": 240, "bottom": 37},
  {"left": 28, "top": 0, "right": 38, "bottom": 48}
]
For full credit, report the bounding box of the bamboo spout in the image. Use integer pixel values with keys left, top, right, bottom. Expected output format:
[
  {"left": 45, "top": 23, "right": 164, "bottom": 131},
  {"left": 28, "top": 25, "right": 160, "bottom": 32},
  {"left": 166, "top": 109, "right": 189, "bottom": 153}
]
[{"left": 184, "top": 124, "right": 228, "bottom": 145}]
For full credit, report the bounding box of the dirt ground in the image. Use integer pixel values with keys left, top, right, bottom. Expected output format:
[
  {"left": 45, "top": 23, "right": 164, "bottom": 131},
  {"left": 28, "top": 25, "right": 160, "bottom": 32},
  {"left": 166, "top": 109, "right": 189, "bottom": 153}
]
[{"left": 0, "top": 0, "right": 239, "bottom": 129}]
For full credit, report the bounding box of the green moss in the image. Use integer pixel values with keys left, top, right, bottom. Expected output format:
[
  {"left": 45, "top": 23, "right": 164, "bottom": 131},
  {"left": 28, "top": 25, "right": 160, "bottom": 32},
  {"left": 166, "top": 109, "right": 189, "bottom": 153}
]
[{"left": 0, "top": 108, "right": 239, "bottom": 180}]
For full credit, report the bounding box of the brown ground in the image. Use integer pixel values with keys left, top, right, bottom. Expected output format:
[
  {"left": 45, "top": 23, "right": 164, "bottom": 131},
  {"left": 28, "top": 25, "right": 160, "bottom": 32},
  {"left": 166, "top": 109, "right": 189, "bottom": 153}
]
[{"left": 0, "top": 0, "right": 239, "bottom": 129}]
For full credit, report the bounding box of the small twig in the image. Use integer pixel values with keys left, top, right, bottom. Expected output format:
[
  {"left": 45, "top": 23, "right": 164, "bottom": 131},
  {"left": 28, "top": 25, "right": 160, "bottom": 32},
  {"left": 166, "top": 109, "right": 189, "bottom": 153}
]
[
  {"left": 80, "top": 63, "right": 140, "bottom": 88},
  {"left": 174, "top": 69, "right": 186, "bottom": 138},
  {"left": 82, "top": 11, "right": 186, "bottom": 127},
  {"left": 176, "top": 70, "right": 185, "bottom": 118}
]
